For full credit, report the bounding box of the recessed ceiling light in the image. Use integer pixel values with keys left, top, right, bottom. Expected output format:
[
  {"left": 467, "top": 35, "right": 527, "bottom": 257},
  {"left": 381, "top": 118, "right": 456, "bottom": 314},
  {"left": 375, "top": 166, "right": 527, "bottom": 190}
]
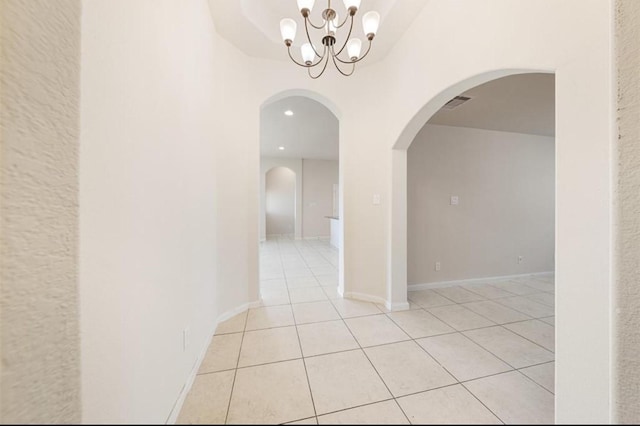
[
  {"left": 279, "top": 146, "right": 285, "bottom": 150},
  {"left": 284, "top": 110, "right": 294, "bottom": 116}
]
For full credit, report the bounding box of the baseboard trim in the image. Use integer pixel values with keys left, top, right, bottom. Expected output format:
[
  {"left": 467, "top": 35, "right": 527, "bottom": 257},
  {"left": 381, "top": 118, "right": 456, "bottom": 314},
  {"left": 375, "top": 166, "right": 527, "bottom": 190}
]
[
  {"left": 408, "top": 271, "right": 554, "bottom": 291},
  {"left": 302, "top": 236, "right": 330, "bottom": 241},
  {"left": 386, "top": 301, "right": 411, "bottom": 311},
  {"left": 166, "top": 300, "right": 258, "bottom": 424},
  {"left": 343, "top": 291, "right": 387, "bottom": 306},
  {"left": 165, "top": 326, "right": 214, "bottom": 424}
]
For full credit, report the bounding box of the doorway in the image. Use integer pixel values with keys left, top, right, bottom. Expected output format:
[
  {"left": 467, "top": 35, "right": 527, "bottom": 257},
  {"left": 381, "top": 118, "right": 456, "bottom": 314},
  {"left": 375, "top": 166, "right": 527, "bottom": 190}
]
[
  {"left": 258, "top": 93, "right": 341, "bottom": 306},
  {"left": 403, "top": 73, "right": 556, "bottom": 422}
]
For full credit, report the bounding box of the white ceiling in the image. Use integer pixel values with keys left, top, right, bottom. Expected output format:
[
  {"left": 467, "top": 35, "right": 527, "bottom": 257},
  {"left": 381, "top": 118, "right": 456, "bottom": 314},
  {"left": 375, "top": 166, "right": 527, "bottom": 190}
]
[
  {"left": 261, "top": 96, "right": 339, "bottom": 160},
  {"left": 429, "top": 73, "right": 556, "bottom": 137},
  {"left": 208, "top": 0, "right": 429, "bottom": 66}
]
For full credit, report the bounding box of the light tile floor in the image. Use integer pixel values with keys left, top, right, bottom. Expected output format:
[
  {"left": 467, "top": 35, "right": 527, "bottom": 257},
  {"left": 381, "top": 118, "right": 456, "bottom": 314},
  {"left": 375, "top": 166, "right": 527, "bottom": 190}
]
[{"left": 178, "top": 237, "right": 555, "bottom": 424}]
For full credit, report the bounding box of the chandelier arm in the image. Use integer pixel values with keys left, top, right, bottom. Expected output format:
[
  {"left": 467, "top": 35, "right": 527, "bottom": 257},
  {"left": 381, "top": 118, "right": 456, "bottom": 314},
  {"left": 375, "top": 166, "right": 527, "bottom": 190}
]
[
  {"left": 330, "top": 47, "right": 356, "bottom": 76},
  {"left": 304, "top": 14, "right": 326, "bottom": 30},
  {"left": 287, "top": 44, "right": 327, "bottom": 68},
  {"left": 334, "top": 14, "right": 354, "bottom": 56},
  {"left": 333, "top": 38, "right": 373, "bottom": 64},
  {"left": 308, "top": 50, "right": 330, "bottom": 79},
  {"left": 304, "top": 17, "right": 324, "bottom": 58},
  {"left": 335, "top": 11, "right": 352, "bottom": 29}
]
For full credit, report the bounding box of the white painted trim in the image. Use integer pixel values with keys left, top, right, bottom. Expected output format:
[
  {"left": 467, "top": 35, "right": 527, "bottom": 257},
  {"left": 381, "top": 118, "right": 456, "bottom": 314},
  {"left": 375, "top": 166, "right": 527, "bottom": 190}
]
[
  {"left": 344, "top": 291, "right": 387, "bottom": 306},
  {"left": 248, "top": 300, "right": 262, "bottom": 309},
  {"left": 165, "top": 326, "right": 214, "bottom": 424},
  {"left": 407, "top": 271, "right": 554, "bottom": 291},
  {"left": 166, "top": 301, "right": 257, "bottom": 424},
  {"left": 302, "top": 235, "right": 330, "bottom": 240},
  {"left": 215, "top": 304, "right": 247, "bottom": 324},
  {"left": 385, "top": 301, "right": 411, "bottom": 311}
]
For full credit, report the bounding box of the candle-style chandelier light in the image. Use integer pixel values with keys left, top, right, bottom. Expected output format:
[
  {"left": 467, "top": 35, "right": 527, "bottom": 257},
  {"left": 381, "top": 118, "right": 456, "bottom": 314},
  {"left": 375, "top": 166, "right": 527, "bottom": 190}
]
[{"left": 279, "top": 0, "right": 380, "bottom": 78}]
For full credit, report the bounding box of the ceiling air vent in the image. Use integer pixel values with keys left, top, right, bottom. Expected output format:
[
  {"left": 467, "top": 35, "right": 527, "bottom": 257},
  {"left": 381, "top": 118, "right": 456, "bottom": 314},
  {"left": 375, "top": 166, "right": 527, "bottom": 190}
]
[{"left": 442, "top": 96, "right": 472, "bottom": 110}]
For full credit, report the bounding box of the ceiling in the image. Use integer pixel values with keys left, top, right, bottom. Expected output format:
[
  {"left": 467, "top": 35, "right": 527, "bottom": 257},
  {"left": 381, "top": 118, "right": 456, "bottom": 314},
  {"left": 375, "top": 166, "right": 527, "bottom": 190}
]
[
  {"left": 208, "top": 0, "right": 429, "bottom": 66},
  {"left": 429, "top": 73, "right": 556, "bottom": 137},
  {"left": 261, "top": 96, "right": 339, "bottom": 160}
]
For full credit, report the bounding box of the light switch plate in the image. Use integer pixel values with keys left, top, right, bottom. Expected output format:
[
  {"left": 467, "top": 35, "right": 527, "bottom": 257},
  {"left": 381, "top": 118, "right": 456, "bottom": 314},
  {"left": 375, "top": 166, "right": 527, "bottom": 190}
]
[
  {"left": 450, "top": 196, "right": 459, "bottom": 205},
  {"left": 373, "top": 194, "right": 381, "bottom": 205}
]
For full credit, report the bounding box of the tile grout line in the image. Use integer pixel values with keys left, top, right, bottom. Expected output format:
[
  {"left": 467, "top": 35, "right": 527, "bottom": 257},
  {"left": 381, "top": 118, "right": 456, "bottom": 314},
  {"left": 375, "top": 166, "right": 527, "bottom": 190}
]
[
  {"left": 338, "top": 316, "right": 413, "bottom": 424},
  {"left": 458, "top": 380, "right": 507, "bottom": 425},
  {"left": 223, "top": 310, "right": 249, "bottom": 425},
  {"left": 287, "top": 239, "right": 322, "bottom": 421},
  {"left": 380, "top": 309, "right": 508, "bottom": 423},
  {"left": 256, "top": 237, "right": 555, "bottom": 423}
]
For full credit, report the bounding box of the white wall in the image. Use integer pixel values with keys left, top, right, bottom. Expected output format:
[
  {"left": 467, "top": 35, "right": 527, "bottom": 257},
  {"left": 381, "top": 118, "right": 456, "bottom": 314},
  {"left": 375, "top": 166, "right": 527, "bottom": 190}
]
[
  {"left": 408, "top": 124, "right": 555, "bottom": 285},
  {"left": 265, "top": 167, "right": 296, "bottom": 236},
  {"left": 0, "top": 1, "right": 81, "bottom": 422},
  {"left": 302, "top": 159, "right": 339, "bottom": 239},
  {"left": 79, "top": 0, "right": 257, "bottom": 423}
]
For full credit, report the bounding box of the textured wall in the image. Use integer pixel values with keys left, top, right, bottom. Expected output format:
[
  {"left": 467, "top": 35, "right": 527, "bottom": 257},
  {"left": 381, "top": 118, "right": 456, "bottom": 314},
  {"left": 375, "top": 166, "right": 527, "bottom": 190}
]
[
  {"left": 615, "top": 0, "right": 640, "bottom": 422},
  {"left": 0, "top": 0, "right": 81, "bottom": 423}
]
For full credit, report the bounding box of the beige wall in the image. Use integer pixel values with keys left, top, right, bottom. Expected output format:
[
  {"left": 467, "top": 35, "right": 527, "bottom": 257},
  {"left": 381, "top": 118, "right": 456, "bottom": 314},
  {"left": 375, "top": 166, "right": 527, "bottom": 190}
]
[
  {"left": 0, "top": 0, "right": 81, "bottom": 423},
  {"left": 615, "top": 0, "right": 640, "bottom": 422},
  {"left": 302, "top": 159, "right": 339, "bottom": 238},
  {"left": 265, "top": 167, "right": 296, "bottom": 236},
  {"left": 408, "top": 124, "right": 555, "bottom": 285}
]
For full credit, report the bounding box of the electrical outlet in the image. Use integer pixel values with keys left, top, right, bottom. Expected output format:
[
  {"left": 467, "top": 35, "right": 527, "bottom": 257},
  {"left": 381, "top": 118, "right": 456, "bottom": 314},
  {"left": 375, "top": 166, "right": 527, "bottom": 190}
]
[
  {"left": 183, "top": 327, "right": 190, "bottom": 352},
  {"left": 517, "top": 255, "right": 523, "bottom": 264},
  {"left": 450, "top": 196, "right": 459, "bottom": 205},
  {"left": 435, "top": 261, "right": 441, "bottom": 271}
]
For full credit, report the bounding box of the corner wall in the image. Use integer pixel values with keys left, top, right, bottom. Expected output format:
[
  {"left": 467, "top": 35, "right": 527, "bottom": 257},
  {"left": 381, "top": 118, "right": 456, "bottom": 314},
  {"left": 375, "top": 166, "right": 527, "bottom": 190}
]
[
  {"left": 614, "top": 0, "right": 640, "bottom": 422},
  {"left": 0, "top": 0, "right": 81, "bottom": 422}
]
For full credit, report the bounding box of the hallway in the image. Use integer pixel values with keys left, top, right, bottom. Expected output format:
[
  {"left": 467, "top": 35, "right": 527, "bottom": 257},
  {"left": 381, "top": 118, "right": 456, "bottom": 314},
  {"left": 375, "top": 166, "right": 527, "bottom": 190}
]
[{"left": 178, "top": 238, "right": 555, "bottom": 424}]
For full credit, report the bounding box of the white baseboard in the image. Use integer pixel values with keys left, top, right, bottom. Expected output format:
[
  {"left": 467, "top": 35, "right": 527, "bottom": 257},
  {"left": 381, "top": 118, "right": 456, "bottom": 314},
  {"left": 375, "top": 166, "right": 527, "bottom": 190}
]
[
  {"left": 165, "top": 326, "right": 215, "bottom": 424},
  {"left": 343, "top": 291, "right": 387, "bottom": 306},
  {"left": 302, "top": 236, "right": 330, "bottom": 240},
  {"left": 386, "top": 301, "right": 411, "bottom": 311},
  {"left": 166, "top": 300, "right": 258, "bottom": 424},
  {"left": 408, "top": 271, "right": 555, "bottom": 291}
]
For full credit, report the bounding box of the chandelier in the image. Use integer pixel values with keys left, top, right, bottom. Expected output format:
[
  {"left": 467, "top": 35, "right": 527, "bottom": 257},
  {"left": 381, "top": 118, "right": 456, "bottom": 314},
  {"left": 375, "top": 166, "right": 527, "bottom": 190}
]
[{"left": 279, "top": 0, "right": 380, "bottom": 78}]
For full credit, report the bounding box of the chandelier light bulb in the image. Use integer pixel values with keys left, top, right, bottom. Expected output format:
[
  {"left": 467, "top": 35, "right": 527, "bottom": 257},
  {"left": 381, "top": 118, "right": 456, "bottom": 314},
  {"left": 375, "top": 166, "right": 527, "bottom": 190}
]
[
  {"left": 297, "top": 0, "right": 315, "bottom": 13},
  {"left": 343, "top": 0, "right": 361, "bottom": 13},
  {"left": 347, "top": 38, "right": 362, "bottom": 61},
  {"left": 301, "top": 43, "right": 315, "bottom": 64},
  {"left": 362, "top": 11, "right": 380, "bottom": 39},
  {"left": 280, "top": 18, "right": 297, "bottom": 44}
]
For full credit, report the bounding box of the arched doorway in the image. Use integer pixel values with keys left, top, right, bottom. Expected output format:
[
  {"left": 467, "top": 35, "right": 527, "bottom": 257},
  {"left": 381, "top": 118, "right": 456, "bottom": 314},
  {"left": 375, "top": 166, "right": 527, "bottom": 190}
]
[
  {"left": 259, "top": 90, "right": 343, "bottom": 303},
  {"left": 389, "top": 69, "right": 554, "bottom": 308}
]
